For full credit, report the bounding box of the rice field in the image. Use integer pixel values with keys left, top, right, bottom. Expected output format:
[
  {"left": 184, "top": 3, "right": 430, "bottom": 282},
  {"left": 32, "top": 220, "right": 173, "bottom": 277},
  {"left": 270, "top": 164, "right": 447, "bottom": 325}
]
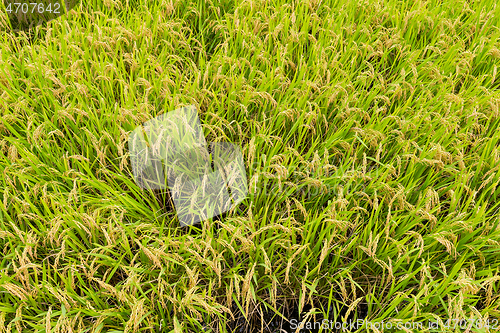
[{"left": 0, "top": 0, "right": 500, "bottom": 332}]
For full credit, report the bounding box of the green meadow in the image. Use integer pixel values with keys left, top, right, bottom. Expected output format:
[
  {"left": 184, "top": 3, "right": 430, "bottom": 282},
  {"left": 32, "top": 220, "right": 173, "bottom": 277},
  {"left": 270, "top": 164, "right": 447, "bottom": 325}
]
[{"left": 0, "top": 0, "right": 500, "bottom": 332}]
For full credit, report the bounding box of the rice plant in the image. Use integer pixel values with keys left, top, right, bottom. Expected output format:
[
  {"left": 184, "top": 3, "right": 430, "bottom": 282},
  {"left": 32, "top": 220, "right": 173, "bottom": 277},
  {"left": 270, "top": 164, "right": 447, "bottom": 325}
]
[{"left": 0, "top": 0, "right": 499, "bottom": 332}]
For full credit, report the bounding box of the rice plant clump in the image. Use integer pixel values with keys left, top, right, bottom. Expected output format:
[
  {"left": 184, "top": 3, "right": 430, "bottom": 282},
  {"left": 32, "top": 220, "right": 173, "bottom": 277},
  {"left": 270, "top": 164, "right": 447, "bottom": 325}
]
[{"left": 0, "top": 0, "right": 499, "bottom": 332}]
